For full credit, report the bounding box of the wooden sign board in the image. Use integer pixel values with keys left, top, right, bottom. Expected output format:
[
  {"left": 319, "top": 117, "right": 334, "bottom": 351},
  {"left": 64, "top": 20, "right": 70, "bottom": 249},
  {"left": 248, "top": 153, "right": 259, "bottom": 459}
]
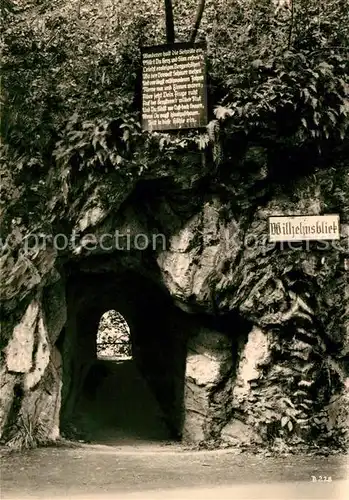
[
  {"left": 141, "top": 43, "right": 208, "bottom": 132},
  {"left": 269, "top": 215, "right": 340, "bottom": 242}
]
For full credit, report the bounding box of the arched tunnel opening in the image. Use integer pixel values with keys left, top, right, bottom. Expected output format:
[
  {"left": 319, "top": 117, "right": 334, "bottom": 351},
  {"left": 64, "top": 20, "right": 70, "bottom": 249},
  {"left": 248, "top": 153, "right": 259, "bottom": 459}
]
[
  {"left": 96, "top": 310, "right": 132, "bottom": 362},
  {"left": 59, "top": 268, "right": 189, "bottom": 444},
  {"left": 75, "top": 309, "right": 174, "bottom": 444}
]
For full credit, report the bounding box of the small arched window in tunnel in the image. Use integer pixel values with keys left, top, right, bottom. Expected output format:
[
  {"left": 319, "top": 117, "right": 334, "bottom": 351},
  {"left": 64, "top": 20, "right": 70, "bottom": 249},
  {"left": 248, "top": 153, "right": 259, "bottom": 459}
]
[{"left": 96, "top": 310, "right": 132, "bottom": 361}]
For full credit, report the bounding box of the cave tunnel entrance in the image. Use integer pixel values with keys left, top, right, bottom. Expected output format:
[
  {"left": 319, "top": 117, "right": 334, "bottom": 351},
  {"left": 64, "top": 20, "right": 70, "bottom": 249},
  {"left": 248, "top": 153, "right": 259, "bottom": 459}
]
[
  {"left": 60, "top": 269, "right": 188, "bottom": 445},
  {"left": 77, "top": 309, "right": 171, "bottom": 444}
]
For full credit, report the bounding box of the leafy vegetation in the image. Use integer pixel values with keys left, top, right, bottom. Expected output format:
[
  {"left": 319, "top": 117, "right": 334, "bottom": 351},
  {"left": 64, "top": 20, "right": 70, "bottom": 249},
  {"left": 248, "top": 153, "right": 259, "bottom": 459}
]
[
  {"left": 97, "top": 310, "right": 132, "bottom": 358},
  {"left": 208, "top": 0, "right": 349, "bottom": 181},
  {"left": 2, "top": 0, "right": 348, "bottom": 197}
]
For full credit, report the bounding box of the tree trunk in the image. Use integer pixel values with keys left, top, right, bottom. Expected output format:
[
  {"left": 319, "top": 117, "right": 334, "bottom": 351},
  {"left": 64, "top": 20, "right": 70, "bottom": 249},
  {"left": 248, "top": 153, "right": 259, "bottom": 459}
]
[
  {"left": 164, "top": 0, "right": 175, "bottom": 44},
  {"left": 190, "top": 0, "right": 206, "bottom": 43}
]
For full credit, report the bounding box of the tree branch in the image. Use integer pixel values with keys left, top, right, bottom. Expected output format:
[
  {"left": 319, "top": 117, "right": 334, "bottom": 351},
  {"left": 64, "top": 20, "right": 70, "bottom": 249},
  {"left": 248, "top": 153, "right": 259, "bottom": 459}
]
[
  {"left": 190, "top": 0, "right": 206, "bottom": 43},
  {"left": 288, "top": 0, "right": 295, "bottom": 49}
]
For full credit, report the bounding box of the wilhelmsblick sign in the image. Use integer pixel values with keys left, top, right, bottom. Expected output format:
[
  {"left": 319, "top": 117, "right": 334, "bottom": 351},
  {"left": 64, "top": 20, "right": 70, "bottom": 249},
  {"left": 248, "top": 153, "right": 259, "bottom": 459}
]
[
  {"left": 141, "top": 43, "right": 208, "bottom": 132},
  {"left": 269, "top": 215, "right": 340, "bottom": 242}
]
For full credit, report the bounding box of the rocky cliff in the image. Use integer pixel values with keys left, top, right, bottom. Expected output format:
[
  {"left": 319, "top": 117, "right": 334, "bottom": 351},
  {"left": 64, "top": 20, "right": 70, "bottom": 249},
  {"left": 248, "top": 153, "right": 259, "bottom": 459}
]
[{"left": 0, "top": 152, "right": 348, "bottom": 451}]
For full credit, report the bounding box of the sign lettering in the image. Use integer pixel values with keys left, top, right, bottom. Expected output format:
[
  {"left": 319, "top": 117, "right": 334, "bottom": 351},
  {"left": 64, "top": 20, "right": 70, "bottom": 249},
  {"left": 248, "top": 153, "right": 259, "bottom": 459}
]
[
  {"left": 268, "top": 215, "right": 340, "bottom": 242},
  {"left": 141, "top": 43, "right": 208, "bottom": 131}
]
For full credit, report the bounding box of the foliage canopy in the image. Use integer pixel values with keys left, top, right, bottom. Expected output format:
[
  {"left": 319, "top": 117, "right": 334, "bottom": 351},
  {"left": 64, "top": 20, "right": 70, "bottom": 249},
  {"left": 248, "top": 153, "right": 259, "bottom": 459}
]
[{"left": 1, "top": 0, "right": 348, "bottom": 220}]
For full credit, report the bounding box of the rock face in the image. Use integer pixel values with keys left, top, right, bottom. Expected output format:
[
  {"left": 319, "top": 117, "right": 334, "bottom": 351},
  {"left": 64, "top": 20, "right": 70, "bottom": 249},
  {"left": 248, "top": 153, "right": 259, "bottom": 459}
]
[
  {"left": 1, "top": 297, "right": 63, "bottom": 445},
  {"left": 183, "top": 328, "right": 233, "bottom": 443},
  {"left": 0, "top": 160, "right": 348, "bottom": 450},
  {"left": 5, "top": 301, "right": 39, "bottom": 374}
]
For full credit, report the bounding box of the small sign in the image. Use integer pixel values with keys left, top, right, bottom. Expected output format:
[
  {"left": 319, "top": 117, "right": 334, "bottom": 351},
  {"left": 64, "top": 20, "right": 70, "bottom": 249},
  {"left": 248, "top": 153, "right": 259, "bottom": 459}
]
[
  {"left": 141, "top": 43, "right": 208, "bottom": 131},
  {"left": 269, "top": 215, "right": 340, "bottom": 242}
]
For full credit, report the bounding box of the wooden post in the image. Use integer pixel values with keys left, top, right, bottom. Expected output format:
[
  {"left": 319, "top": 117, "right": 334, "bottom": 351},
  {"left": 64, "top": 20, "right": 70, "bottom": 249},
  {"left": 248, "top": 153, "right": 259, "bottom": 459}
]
[{"left": 164, "top": 0, "right": 175, "bottom": 44}]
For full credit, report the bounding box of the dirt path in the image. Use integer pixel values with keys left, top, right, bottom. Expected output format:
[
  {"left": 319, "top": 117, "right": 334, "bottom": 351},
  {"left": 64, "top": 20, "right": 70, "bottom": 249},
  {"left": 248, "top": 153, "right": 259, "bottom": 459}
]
[
  {"left": 1, "top": 445, "right": 348, "bottom": 500},
  {"left": 2, "top": 360, "right": 348, "bottom": 499}
]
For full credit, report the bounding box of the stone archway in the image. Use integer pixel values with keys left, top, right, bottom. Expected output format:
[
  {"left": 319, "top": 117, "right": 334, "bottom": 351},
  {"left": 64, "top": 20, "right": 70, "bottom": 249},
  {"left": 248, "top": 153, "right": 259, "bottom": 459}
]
[
  {"left": 59, "top": 267, "right": 189, "bottom": 443},
  {"left": 70, "top": 306, "right": 173, "bottom": 444},
  {"left": 1, "top": 254, "right": 252, "bottom": 447}
]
